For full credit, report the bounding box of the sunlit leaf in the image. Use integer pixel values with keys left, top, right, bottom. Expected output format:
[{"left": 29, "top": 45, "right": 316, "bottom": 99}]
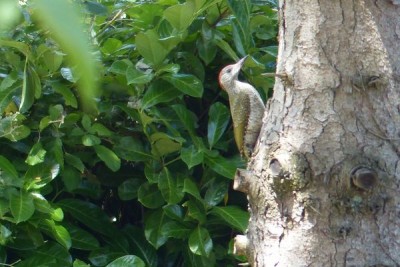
[{"left": 189, "top": 226, "right": 213, "bottom": 256}]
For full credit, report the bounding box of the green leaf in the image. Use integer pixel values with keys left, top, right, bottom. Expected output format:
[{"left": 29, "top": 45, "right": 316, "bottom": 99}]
[
  {"left": 91, "top": 123, "right": 113, "bottom": 137},
  {"left": 0, "top": 73, "right": 19, "bottom": 114},
  {"left": 0, "top": 40, "right": 31, "bottom": 58},
  {"left": 0, "top": 155, "right": 18, "bottom": 180},
  {"left": 172, "top": 104, "right": 198, "bottom": 134},
  {"left": 163, "top": 2, "right": 196, "bottom": 31},
  {"left": 123, "top": 225, "right": 158, "bottom": 267},
  {"left": 227, "top": 0, "right": 252, "bottom": 55},
  {"left": 138, "top": 183, "right": 165, "bottom": 209},
  {"left": 16, "top": 242, "right": 72, "bottom": 267},
  {"left": 150, "top": 132, "right": 182, "bottom": 157},
  {"left": 161, "top": 221, "right": 191, "bottom": 239},
  {"left": 51, "top": 82, "right": 78, "bottom": 108},
  {"left": 0, "top": 225, "right": 12, "bottom": 246},
  {"left": 88, "top": 248, "right": 124, "bottom": 267},
  {"left": 209, "top": 206, "right": 249, "bottom": 232},
  {"left": 109, "top": 59, "right": 133, "bottom": 74},
  {"left": 106, "top": 255, "right": 146, "bottom": 267},
  {"left": 33, "top": 194, "right": 63, "bottom": 221},
  {"left": 48, "top": 138, "right": 64, "bottom": 168},
  {"left": 40, "top": 219, "right": 71, "bottom": 249},
  {"left": 162, "top": 73, "right": 203, "bottom": 98},
  {"left": 73, "top": 259, "right": 91, "bottom": 267},
  {"left": 189, "top": 227, "right": 213, "bottom": 257},
  {"left": 214, "top": 38, "right": 238, "bottom": 61},
  {"left": 114, "top": 136, "right": 152, "bottom": 162},
  {"left": 118, "top": 179, "right": 141, "bottom": 201},
  {"left": 20, "top": 62, "right": 40, "bottom": 113},
  {"left": 24, "top": 163, "right": 60, "bottom": 190},
  {"left": 9, "top": 190, "right": 35, "bottom": 223},
  {"left": 84, "top": 1, "right": 108, "bottom": 16},
  {"left": 64, "top": 223, "right": 100, "bottom": 250},
  {"left": 0, "top": 114, "right": 31, "bottom": 141},
  {"left": 158, "top": 167, "right": 184, "bottom": 204},
  {"left": 57, "top": 199, "right": 118, "bottom": 237},
  {"left": 207, "top": 102, "right": 230, "bottom": 148},
  {"left": 101, "top": 38, "right": 122, "bottom": 55},
  {"left": 34, "top": 0, "right": 99, "bottom": 113},
  {"left": 184, "top": 199, "right": 206, "bottom": 223},
  {"left": 204, "top": 153, "right": 239, "bottom": 178},
  {"left": 82, "top": 134, "right": 101, "bottom": 146},
  {"left": 42, "top": 49, "right": 64, "bottom": 73},
  {"left": 126, "top": 66, "right": 154, "bottom": 85},
  {"left": 163, "top": 204, "right": 184, "bottom": 220},
  {"left": 183, "top": 179, "right": 202, "bottom": 201},
  {"left": 94, "top": 145, "right": 121, "bottom": 172},
  {"left": 204, "top": 179, "right": 228, "bottom": 206},
  {"left": 144, "top": 210, "right": 169, "bottom": 249},
  {"left": 135, "top": 30, "right": 168, "bottom": 66},
  {"left": 65, "top": 153, "right": 85, "bottom": 173},
  {"left": 25, "top": 142, "right": 46, "bottom": 166},
  {"left": 141, "top": 80, "right": 181, "bottom": 110},
  {"left": 180, "top": 146, "right": 204, "bottom": 169}
]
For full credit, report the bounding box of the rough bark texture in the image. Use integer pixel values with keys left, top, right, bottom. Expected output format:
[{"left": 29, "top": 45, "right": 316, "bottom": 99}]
[{"left": 237, "top": 0, "right": 400, "bottom": 266}]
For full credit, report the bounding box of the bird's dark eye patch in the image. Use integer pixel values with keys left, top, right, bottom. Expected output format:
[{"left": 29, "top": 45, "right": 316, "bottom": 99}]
[{"left": 226, "top": 68, "right": 232, "bottom": 73}]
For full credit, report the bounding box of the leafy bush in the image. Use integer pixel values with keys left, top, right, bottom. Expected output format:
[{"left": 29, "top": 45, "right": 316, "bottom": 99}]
[{"left": 0, "top": 0, "right": 277, "bottom": 266}]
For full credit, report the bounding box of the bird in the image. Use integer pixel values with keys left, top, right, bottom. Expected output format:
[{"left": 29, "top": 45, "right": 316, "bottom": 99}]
[{"left": 218, "top": 56, "right": 265, "bottom": 159}]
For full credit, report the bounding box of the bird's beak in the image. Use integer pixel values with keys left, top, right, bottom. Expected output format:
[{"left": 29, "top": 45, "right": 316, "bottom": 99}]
[
  {"left": 237, "top": 56, "right": 248, "bottom": 67},
  {"left": 232, "top": 56, "right": 248, "bottom": 75}
]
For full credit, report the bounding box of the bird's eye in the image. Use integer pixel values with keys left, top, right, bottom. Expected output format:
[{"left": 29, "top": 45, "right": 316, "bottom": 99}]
[{"left": 226, "top": 68, "right": 232, "bottom": 73}]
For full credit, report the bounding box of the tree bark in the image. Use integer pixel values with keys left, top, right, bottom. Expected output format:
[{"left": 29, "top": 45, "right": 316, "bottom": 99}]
[{"left": 235, "top": 0, "right": 400, "bottom": 266}]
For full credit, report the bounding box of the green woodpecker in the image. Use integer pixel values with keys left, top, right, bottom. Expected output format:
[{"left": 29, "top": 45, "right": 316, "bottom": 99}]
[{"left": 219, "top": 57, "right": 265, "bottom": 158}]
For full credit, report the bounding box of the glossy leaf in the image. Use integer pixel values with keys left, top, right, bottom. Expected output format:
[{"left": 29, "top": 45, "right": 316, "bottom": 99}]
[
  {"left": 25, "top": 142, "right": 46, "bottom": 166},
  {"left": 9, "top": 190, "right": 35, "bottom": 223},
  {"left": 16, "top": 242, "right": 72, "bottom": 267},
  {"left": 0, "top": 155, "right": 18, "bottom": 180},
  {"left": 106, "top": 255, "right": 145, "bottom": 267},
  {"left": 40, "top": 219, "right": 71, "bottom": 249},
  {"left": 184, "top": 199, "right": 206, "bottom": 223},
  {"left": 64, "top": 223, "right": 100, "bottom": 250},
  {"left": 20, "top": 62, "right": 40, "bottom": 113},
  {"left": 144, "top": 209, "right": 169, "bottom": 249},
  {"left": 114, "top": 136, "right": 152, "bottom": 162},
  {"left": 135, "top": 30, "right": 168, "bottom": 66},
  {"left": 150, "top": 132, "right": 182, "bottom": 157},
  {"left": 138, "top": 183, "right": 165, "bottom": 209},
  {"left": 189, "top": 227, "right": 213, "bottom": 257},
  {"left": 183, "top": 178, "right": 202, "bottom": 201},
  {"left": 157, "top": 167, "right": 184, "bottom": 204},
  {"left": 123, "top": 225, "right": 158, "bottom": 267},
  {"left": 204, "top": 179, "right": 228, "bottom": 206},
  {"left": 126, "top": 66, "right": 154, "bottom": 85},
  {"left": 209, "top": 206, "right": 249, "bottom": 232},
  {"left": 57, "top": 199, "right": 117, "bottom": 237},
  {"left": 161, "top": 221, "right": 192, "bottom": 239},
  {"left": 163, "top": 2, "right": 196, "bottom": 31},
  {"left": 181, "top": 146, "right": 204, "bottom": 169},
  {"left": 204, "top": 153, "right": 239, "bottom": 179},
  {"left": 207, "top": 102, "right": 230, "bottom": 148},
  {"left": 162, "top": 73, "right": 203, "bottom": 98},
  {"left": 141, "top": 80, "right": 181, "bottom": 110},
  {"left": 94, "top": 145, "right": 121, "bottom": 172},
  {"left": 82, "top": 134, "right": 101, "bottom": 146}
]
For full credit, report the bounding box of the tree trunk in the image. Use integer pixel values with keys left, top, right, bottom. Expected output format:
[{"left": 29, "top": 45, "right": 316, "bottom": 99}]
[{"left": 234, "top": 0, "right": 400, "bottom": 266}]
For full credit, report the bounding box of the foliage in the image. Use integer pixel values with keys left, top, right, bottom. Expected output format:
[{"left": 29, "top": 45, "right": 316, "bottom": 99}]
[{"left": 0, "top": 0, "right": 277, "bottom": 266}]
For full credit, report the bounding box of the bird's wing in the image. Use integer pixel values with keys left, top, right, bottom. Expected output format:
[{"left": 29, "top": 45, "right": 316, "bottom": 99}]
[{"left": 230, "top": 92, "right": 250, "bottom": 155}]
